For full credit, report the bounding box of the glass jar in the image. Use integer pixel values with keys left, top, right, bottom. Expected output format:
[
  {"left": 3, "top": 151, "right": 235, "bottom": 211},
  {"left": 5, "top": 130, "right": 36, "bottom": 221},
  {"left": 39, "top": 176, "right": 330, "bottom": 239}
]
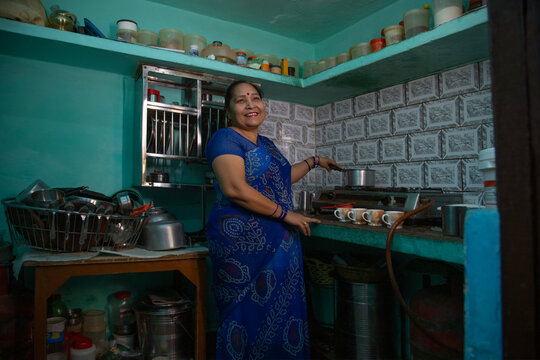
[
  {"left": 108, "top": 291, "right": 136, "bottom": 336},
  {"left": 82, "top": 310, "right": 107, "bottom": 356},
  {"left": 236, "top": 51, "right": 247, "bottom": 66}
]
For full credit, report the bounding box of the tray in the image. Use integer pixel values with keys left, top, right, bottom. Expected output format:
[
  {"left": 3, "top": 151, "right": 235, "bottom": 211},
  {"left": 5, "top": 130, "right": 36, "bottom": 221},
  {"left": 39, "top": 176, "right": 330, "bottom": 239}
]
[{"left": 2, "top": 198, "right": 146, "bottom": 252}]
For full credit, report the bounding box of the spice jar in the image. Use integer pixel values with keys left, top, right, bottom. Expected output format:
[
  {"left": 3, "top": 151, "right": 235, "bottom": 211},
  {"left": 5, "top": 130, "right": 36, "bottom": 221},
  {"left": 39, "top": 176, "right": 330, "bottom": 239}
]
[
  {"left": 370, "top": 38, "right": 386, "bottom": 52},
  {"left": 236, "top": 51, "right": 247, "bottom": 66},
  {"left": 281, "top": 58, "right": 289, "bottom": 75},
  {"left": 261, "top": 60, "right": 270, "bottom": 71},
  {"left": 270, "top": 65, "right": 281, "bottom": 74}
]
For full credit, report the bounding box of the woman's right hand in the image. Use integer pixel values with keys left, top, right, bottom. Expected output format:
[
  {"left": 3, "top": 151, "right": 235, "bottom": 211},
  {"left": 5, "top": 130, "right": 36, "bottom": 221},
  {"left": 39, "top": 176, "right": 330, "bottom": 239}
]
[{"left": 284, "top": 211, "right": 321, "bottom": 237}]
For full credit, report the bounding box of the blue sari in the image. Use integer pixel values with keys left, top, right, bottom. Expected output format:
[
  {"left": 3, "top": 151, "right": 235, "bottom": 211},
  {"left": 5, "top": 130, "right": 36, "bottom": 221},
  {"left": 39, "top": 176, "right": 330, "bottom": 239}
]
[{"left": 205, "top": 128, "right": 310, "bottom": 360}]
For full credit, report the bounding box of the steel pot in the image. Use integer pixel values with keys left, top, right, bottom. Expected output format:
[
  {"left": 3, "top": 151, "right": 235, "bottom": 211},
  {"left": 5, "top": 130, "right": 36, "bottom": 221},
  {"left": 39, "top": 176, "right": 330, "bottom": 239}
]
[
  {"left": 343, "top": 169, "right": 375, "bottom": 187},
  {"left": 142, "top": 220, "right": 186, "bottom": 251}
]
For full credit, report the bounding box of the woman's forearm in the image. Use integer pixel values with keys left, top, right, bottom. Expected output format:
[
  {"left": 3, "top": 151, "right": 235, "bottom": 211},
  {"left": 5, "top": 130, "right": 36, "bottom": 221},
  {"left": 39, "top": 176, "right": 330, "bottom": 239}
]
[{"left": 291, "top": 156, "right": 318, "bottom": 183}]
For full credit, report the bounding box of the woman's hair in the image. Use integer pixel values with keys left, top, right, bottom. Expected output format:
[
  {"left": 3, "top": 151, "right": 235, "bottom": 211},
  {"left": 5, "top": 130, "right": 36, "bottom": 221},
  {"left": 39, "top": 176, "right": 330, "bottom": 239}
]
[{"left": 224, "top": 80, "right": 264, "bottom": 111}]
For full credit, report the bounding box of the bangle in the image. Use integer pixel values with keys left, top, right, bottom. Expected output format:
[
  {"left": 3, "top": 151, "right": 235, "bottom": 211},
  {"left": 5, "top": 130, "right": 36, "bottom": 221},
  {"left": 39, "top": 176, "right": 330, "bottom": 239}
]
[
  {"left": 304, "top": 159, "right": 312, "bottom": 171},
  {"left": 271, "top": 203, "right": 279, "bottom": 217},
  {"left": 279, "top": 208, "right": 288, "bottom": 220},
  {"left": 312, "top": 156, "right": 317, "bottom": 168}
]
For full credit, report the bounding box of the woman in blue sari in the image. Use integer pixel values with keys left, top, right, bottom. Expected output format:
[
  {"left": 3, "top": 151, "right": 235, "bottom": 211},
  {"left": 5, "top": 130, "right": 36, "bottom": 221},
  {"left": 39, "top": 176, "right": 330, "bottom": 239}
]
[{"left": 205, "top": 80, "right": 339, "bottom": 359}]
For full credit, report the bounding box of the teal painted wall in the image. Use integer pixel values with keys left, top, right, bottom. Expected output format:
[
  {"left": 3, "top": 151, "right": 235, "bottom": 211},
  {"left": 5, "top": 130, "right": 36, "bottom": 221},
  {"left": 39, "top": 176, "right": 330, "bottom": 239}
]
[{"left": 40, "top": 0, "right": 314, "bottom": 62}]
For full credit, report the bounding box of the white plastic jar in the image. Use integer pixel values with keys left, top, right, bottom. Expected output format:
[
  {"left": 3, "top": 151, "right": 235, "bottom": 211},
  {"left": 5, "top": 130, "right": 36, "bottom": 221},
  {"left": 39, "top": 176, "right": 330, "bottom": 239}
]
[
  {"left": 116, "top": 19, "right": 137, "bottom": 43},
  {"left": 71, "top": 336, "right": 96, "bottom": 360}
]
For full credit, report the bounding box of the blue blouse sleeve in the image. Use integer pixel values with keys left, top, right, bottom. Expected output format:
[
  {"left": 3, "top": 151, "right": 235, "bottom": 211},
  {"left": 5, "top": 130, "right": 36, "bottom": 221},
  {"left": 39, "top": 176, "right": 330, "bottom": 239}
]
[{"left": 205, "top": 128, "right": 245, "bottom": 164}]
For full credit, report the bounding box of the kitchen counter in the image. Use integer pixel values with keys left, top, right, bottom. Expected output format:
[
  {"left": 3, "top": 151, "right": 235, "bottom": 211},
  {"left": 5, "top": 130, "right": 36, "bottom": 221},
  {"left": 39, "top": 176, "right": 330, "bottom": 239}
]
[{"left": 305, "top": 214, "right": 463, "bottom": 265}]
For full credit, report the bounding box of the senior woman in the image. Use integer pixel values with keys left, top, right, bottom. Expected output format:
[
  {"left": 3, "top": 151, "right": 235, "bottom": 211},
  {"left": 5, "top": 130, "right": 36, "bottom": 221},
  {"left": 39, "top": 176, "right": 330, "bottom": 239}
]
[{"left": 205, "top": 80, "right": 339, "bottom": 359}]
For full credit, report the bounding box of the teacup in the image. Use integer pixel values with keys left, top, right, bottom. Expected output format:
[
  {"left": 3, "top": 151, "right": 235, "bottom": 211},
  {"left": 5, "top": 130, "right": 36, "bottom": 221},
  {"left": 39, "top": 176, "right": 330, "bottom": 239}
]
[
  {"left": 382, "top": 211, "right": 405, "bottom": 229},
  {"left": 347, "top": 208, "right": 368, "bottom": 224},
  {"left": 361, "top": 209, "right": 385, "bottom": 227},
  {"left": 334, "top": 207, "right": 352, "bottom": 222}
]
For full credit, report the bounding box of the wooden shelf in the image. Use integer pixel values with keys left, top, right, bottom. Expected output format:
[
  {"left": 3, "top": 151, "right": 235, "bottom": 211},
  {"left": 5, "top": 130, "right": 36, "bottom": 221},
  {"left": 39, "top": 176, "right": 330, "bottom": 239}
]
[{"left": 0, "top": 8, "right": 489, "bottom": 106}]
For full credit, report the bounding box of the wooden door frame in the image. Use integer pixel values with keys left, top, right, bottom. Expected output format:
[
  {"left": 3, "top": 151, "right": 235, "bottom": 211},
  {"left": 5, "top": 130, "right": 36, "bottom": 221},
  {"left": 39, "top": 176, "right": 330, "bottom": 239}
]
[{"left": 488, "top": 0, "right": 540, "bottom": 357}]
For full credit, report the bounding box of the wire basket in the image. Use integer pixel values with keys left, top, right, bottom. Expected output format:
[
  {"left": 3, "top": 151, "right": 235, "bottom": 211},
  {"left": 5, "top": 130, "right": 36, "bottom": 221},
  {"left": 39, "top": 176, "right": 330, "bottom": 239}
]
[
  {"left": 304, "top": 256, "right": 335, "bottom": 287},
  {"left": 2, "top": 198, "right": 147, "bottom": 252}
]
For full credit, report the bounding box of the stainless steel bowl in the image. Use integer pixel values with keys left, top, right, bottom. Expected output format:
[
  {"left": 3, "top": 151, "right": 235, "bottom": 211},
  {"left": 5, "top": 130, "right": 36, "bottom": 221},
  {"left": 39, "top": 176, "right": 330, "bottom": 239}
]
[{"left": 142, "top": 220, "right": 186, "bottom": 251}]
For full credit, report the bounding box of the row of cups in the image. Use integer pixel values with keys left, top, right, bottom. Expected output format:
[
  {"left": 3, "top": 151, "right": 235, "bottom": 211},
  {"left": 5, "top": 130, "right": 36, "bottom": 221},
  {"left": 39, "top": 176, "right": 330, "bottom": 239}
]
[{"left": 334, "top": 207, "right": 405, "bottom": 229}]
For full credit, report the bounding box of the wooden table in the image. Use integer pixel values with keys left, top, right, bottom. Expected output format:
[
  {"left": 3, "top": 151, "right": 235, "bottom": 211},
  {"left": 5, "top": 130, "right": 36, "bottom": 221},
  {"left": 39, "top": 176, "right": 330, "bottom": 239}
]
[{"left": 23, "top": 248, "right": 208, "bottom": 360}]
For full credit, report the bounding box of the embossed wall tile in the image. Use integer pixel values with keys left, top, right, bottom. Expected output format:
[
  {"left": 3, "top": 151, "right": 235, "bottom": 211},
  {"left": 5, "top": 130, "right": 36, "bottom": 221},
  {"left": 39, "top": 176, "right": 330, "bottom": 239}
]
[
  {"left": 307, "top": 170, "right": 323, "bottom": 187},
  {"left": 325, "top": 170, "right": 343, "bottom": 188},
  {"left": 480, "top": 60, "right": 492, "bottom": 89},
  {"left": 381, "top": 136, "right": 407, "bottom": 162},
  {"left": 407, "top": 75, "right": 438, "bottom": 104},
  {"left": 335, "top": 143, "right": 355, "bottom": 165},
  {"left": 259, "top": 119, "right": 277, "bottom": 139},
  {"left": 295, "top": 146, "right": 315, "bottom": 163},
  {"left": 462, "top": 159, "right": 484, "bottom": 190},
  {"left": 324, "top": 123, "right": 342, "bottom": 143},
  {"left": 441, "top": 64, "right": 479, "bottom": 96},
  {"left": 317, "top": 146, "right": 333, "bottom": 159},
  {"left": 368, "top": 164, "right": 393, "bottom": 188},
  {"left": 366, "top": 112, "right": 392, "bottom": 138},
  {"left": 344, "top": 117, "right": 365, "bottom": 140},
  {"left": 307, "top": 127, "right": 316, "bottom": 146},
  {"left": 357, "top": 139, "right": 379, "bottom": 164},
  {"left": 380, "top": 84, "right": 405, "bottom": 110},
  {"left": 294, "top": 104, "right": 315, "bottom": 123},
  {"left": 443, "top": 127, "right": 480, "bottom": 158},
  {"left": 268, "top": 100, "right": 291, "bottom": 119},
  {"left": 355, "top": 92, "right": 378, "bottom": 115},
  {"left": 425, "top": 98, "right": 459, "bottom": 130},
  {"left": 426, "top": 160, "right": 461, "bottom": 190},
  {"left": 482, "top": 124, "right": 495, "bottom": 149},
  {"left": 282, "top": 123, "right": 303, "bottom": 143},
  {"left": 334, "top": 98, "right": 353, "bottom": 120},
  {"left": 395, "top": 163, "right": 423, "bottom": 188},
  {"left": 394, "top": 105, "right": 422, "bottom": 134},
  {"left": 316, "top": 104, "right": 332, "bottom": 124},
  {"left": 315, "top": 127, "right": 324, "bottom": 144},
  {"left": 463, "top": 192, "right": 484, "bottom": 205},
  {"left": 276, "top": 143, "right": 291, "bottom": 162},
  {"left": 410, "top": 132, "right": 441, "bottom": 161},
  {"left": 462, "top": 90, "right": 493, "bottom": 125}
]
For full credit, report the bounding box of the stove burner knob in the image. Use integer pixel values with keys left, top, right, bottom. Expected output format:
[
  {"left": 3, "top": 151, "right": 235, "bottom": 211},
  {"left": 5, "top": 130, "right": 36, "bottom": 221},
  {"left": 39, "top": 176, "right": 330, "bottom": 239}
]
[
  {"left": 327, "top": 192, "right": 336, "bottom": 201},
  {"left": 381, "top": 196, "right": 392, "bottom": 206}
]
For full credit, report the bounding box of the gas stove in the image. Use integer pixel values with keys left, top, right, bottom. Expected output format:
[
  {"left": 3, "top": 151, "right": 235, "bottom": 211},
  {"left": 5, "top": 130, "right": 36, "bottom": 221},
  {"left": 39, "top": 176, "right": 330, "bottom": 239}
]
[{"left": 312, "top": 187, "right": 463, "bottom": 220}]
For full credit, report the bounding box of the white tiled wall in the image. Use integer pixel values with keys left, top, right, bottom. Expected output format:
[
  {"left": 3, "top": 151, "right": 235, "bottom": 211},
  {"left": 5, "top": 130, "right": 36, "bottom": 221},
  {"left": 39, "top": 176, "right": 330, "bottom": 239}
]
[{"left": 265, "top": 60, "right": 493, "bottom": 207}]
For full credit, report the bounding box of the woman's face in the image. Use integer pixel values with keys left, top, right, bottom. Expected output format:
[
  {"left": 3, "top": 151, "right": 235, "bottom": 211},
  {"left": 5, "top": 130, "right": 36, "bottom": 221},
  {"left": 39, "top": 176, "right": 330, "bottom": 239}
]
[{"left": 228, "top": 83, "right": 266, "bottom": 130}]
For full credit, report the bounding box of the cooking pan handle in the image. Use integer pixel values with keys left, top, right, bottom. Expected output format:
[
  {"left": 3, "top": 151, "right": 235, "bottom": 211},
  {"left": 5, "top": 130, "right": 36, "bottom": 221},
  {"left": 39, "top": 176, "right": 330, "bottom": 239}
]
[
  {"left": 329, "top": 164, "right": 344, "bottom": 172},
  {"left": 320, "top": 202, "right": 355, "bottom": 209},
  {"left": 130, "top": 203, "right": 151, "bottom": 216}
]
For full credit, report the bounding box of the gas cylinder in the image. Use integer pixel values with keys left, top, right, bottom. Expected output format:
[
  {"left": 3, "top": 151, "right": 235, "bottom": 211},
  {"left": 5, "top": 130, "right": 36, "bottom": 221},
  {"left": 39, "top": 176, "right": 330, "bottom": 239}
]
[{"left": 409, "top": 276, "right": 464, "bottom": 359}]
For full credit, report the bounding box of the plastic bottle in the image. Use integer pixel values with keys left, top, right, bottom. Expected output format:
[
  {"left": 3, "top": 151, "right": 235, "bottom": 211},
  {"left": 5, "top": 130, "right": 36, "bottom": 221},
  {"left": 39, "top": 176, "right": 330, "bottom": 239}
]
[
  {"left": 46, "top": 331, "right": 67, "bottom": 359},
  {"left": 108, "top": 291, "right": 136, "bottom": 336},
  {"left": 71, "top": 336, "right": 96, "bottom": 360},
  {"left": 48, "top": 294, "right": 68, "bottom": 319}
]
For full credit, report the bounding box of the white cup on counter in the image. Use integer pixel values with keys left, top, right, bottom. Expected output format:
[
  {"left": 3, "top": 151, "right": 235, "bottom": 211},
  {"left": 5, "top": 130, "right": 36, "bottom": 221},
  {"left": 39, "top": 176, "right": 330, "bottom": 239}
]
[
  {"left": 347, "top": 208, "right": 368, "bottom": 224},
  {"left": 382, "top": 210, "right": 405, "bottom": 229},
  {"left": 361, "top": 209, "right": 385, "bottom": 227},
  {"left": 334, "top": 207, "right": 352, "bottom": 222}
]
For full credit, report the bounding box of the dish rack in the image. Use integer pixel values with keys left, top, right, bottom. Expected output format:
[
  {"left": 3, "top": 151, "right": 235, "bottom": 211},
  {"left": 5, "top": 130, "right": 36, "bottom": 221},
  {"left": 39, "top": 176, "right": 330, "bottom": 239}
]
[{"left": 2, "top": 199, "right": 146, "bottom": 252}]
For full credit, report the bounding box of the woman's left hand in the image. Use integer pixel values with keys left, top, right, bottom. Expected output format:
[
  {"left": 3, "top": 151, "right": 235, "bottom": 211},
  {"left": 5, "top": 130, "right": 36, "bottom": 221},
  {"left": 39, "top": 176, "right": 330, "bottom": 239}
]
[
  {"left": 283, "top": 211, "right": 321, "bottom": 237},
  {"left": 318, "top": 157, "right": 340, "bottom": 172}
]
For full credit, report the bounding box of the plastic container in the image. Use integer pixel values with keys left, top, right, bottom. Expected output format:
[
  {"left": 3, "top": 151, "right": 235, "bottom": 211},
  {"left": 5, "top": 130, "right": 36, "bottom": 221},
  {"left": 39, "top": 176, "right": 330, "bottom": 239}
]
[
  {"left": 433, "top": 0, "right": 463, "bottom": 27},
  {"left": 71, "top": 336, "right": 96, "bottom": 360},
  {"left": 47, "top": 331, "right": 66, "bottom": 359},
  {"left": 47, "top": 317, "right": 66, "bottom": 333},
  {"left": 247, "top": 56, "right": 262, "bottom": 69},
  {"left": 255, "top": 53, "right": 279, "bottom": 66},
  {"left": 317, "top": 59, "right": 328, "bottom": 73},
  {"left": 323, "top": 56, "right": 337, "bottom": 69},
  {"left": 270, "top": 65, "right": 281, "bottom": 74},
  {"left": 82, "top": 310, "right": 107, "bottom": 356},
  {"left": 108, "top": 291, "right": 136, "bottom": 336},
  {"left": 116, "top": 19, "right": 137, "bottom": 43},
  {"left": 383, "top": 25, "right": 405, "bottom": 45},
  {"left": 370, "top": 38, "right": 386, "bottom": 52},
  {"left": 261, "top": 60, "right": 270, "bottom": 71},
  {"left": 403, "top": 7, "right": 431, "bottom": 39},
  {"left": 336, "top": 52, "right": 351, "bottom": 65},
  {"left": 478, "top": 147, "right": 497, "bottom": 208},
  {"left": 201, "top": 45, "right": 237, "bottom": 64},
  {"left": 136, "top": 30, "right": 158, "bottom": 46},
  {"left": 236, "top": 51, "right": 247, "bottom": 66},
  {"left": 286, "top": 58, "right": 300, "bottom": 78},
  {"left": 183, "top": 34, "right": 207, "bottom": 56},
  {"left": 302, "top": 60, "right": 318, "bottom": 78},
  {"left": 159, "top": 28, "right": 183, "bottom": 50},
  {"left": 350, "top": 42, "right": 371, "bottom": 58}
]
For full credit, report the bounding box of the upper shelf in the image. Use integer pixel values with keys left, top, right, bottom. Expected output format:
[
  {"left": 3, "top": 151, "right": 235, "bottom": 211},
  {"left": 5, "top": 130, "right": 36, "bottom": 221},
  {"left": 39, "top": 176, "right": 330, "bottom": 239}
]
[{"left": 0, "top": 8, "right": 489, "bottom": 106}]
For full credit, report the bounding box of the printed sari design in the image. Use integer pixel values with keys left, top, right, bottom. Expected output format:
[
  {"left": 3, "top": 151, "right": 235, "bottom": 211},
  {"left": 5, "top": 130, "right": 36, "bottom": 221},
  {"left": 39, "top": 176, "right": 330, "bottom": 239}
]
[{"left": 206, "top": 129, "right": 310, "bottom": 359}]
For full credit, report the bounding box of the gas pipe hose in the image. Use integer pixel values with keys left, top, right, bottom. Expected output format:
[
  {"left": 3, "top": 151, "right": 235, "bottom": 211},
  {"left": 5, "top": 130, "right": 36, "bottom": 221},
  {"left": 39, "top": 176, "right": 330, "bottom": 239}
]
[{"left": 385, "top": 199, "right": 461, "bottom": 355}]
